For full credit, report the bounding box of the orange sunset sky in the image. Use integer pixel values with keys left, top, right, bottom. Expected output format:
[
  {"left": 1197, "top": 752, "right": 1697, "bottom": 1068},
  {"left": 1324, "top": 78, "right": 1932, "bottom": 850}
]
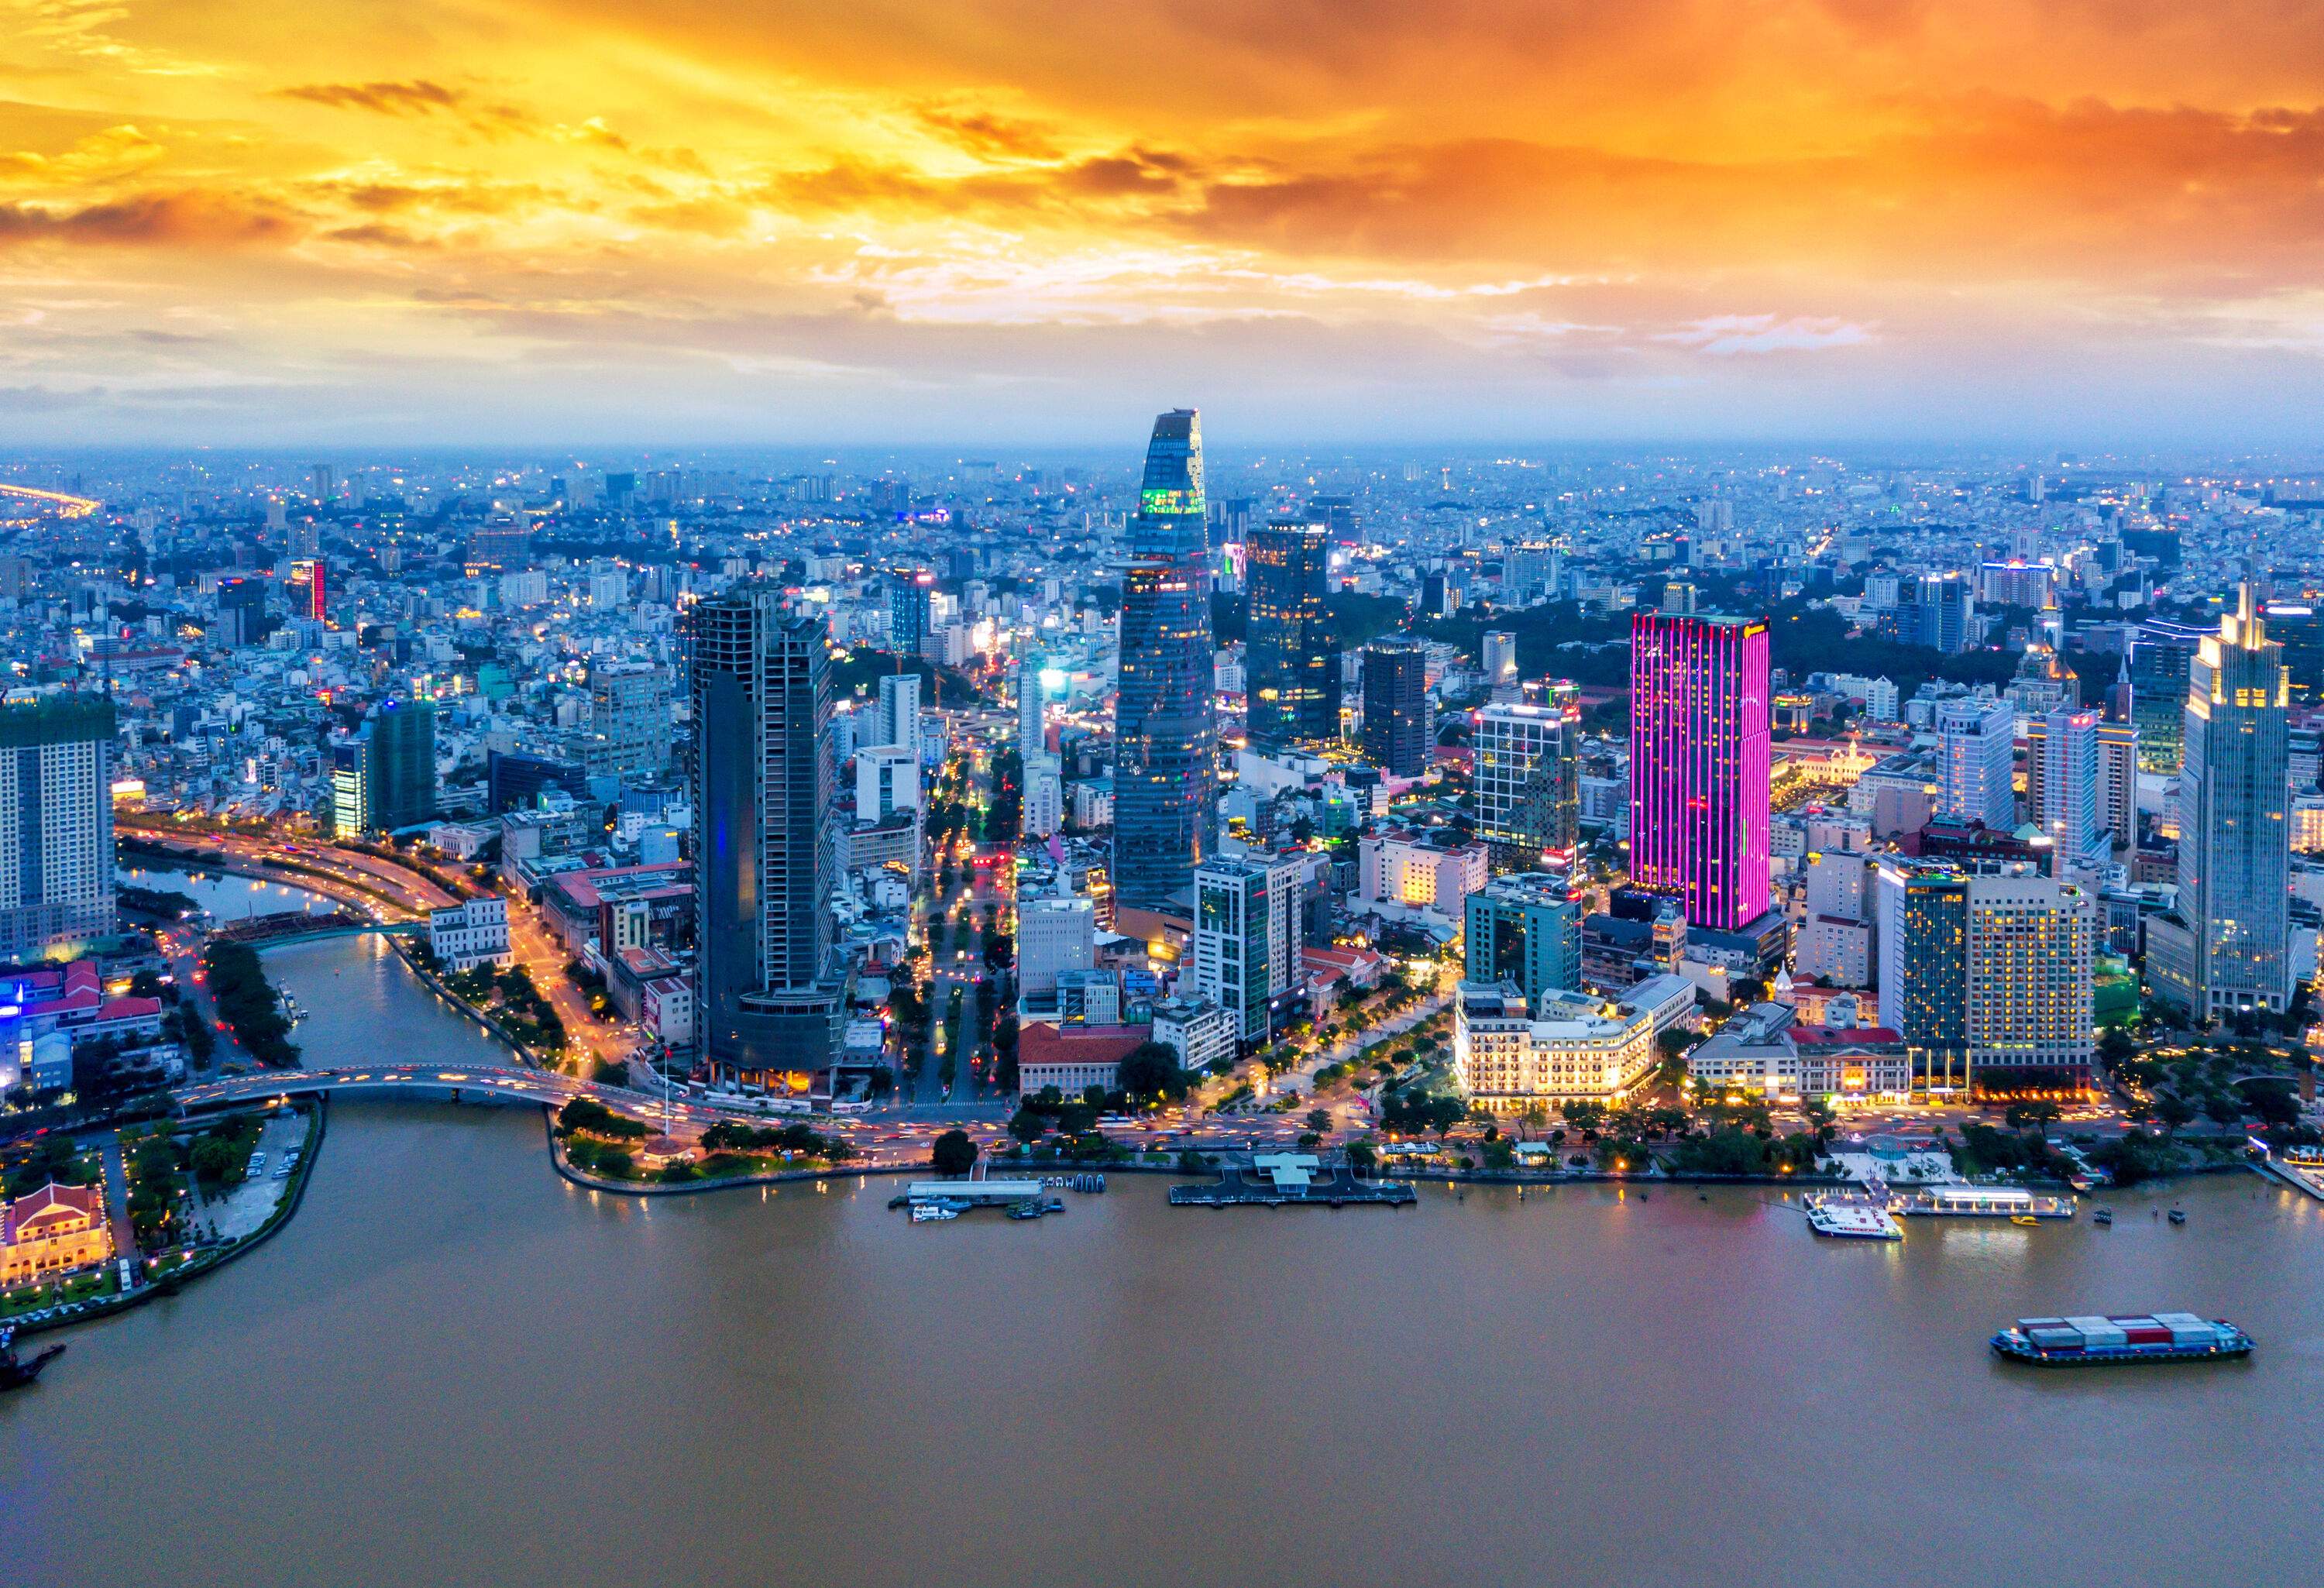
[{"left": 4, "top": 0, "right": 2322, "bottom": 447}]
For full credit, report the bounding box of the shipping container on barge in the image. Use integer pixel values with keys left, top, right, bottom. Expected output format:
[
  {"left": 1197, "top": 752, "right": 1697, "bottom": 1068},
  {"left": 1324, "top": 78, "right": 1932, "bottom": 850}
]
[{"left": 1991, "top": 1312, "right": 2253, "bottom": 1366}]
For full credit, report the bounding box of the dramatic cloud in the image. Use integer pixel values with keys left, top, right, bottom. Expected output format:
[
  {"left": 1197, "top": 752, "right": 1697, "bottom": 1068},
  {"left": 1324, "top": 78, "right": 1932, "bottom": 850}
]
[
  {"left": 275, "top": 80, "right": 466, "bottom": 116},
  {"left": 0, "top": 0, "right": 2320, "bottom": 445}
]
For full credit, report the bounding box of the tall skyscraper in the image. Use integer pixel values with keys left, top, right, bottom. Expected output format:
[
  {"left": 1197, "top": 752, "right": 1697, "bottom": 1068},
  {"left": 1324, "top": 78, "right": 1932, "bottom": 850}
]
[
  {"left": 214, "top": 576, "right": 266, "bottom": 646},
  {"left": 2129, "top": 621, "right": 2210, "bottom": 772},
  {"left": 688, "top": 588, "right": 844, "bottom": 1086},
  {"left": 1934, "top": 695, "right": 2016, "bottom": 830},
  {"left": 877, "top": 670, "right": 923, "bottom": 760},
  {"left": 2024, "top": 711, "right": 2137, "bottom": 857},
  {"left": 2034, "top": 706, "right": 2107, "bottom": 864},
  {"left": 1245, "top": 517, "right": 1338, "bottom": 749},
  {"left": 329, "top": 738, "right": 368, "bottom": 840},
  {"left": 583, "top": 662, "right": 672, "bottom": 782},
  {"left": 0, "top": 694, "right": 115, "bottom": 961},
  {"left": 1015, "top": 658, "right": 1044, "bottom": 758},
  {"left": 2148, "top": 585, "right": 2291, "bottom": 1018},
  {"left": 1191, "top": 851, "right": 1304, "bottom": 1044},
  {"left": 1113, "top": 409, "right": 1218, "bottom": 907},
  {"left": 1879, "top": 861, "right": 2097, "bottom": 1091},
  {"left": 1628, "top": 611, "right": 1772, "bottom": 930},
  {"left": 887, "top": 567, "right": 933, "bottom": 658},
  {"left": 1913, "top": 574, "right": 1976, "bottom": 655},
  {"left": 1875, "top": 861, "right": 1969, "bottom": 1091},
  {"left": 1360, "top": 638, "right": 1428, "bottom": 776},
  {"left": 1474, "top": 696, "right": 1580, "bottom": 870},
  {"left": 364, "top": 697, "right": 436, "bottom": 833}
]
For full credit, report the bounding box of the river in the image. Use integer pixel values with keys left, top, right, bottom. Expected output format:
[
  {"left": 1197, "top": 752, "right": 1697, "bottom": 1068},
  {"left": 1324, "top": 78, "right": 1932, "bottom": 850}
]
[{"left": 3, "top": 871, "right": 2319, "bottom": 1586}]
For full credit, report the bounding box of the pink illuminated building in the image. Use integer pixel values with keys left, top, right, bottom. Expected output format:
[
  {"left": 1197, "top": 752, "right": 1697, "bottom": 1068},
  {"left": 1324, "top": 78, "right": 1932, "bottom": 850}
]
[{"left": 1628, "top": 611, "right": 1772, "bottom": 930}]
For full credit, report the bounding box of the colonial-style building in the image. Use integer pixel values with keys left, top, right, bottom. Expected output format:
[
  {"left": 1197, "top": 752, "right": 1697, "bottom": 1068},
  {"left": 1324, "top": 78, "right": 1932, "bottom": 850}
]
[{"left": 1, "top": 1181, "right": 112, "bottom": 1286}]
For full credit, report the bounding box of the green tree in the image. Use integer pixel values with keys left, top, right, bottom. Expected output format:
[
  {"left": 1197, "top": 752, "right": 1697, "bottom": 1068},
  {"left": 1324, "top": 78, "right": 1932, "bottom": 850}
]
[
  {"left": 189, "top": 1134, "right": 248, "bottom": 1187},
  {"left": 1305, "top": 1109, "right": 1332, "bottom": 1134},
  {"left": 931, "top": 1129, "right": 978, "bottom": 1176},
  {"left": 1116, "top": 1041, "right": 1188, "bottom": 1105}
]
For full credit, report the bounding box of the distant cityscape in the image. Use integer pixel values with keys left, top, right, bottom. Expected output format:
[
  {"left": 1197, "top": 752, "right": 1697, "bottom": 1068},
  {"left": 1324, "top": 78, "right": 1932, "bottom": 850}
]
[{"left": 0, "top": 421, "right": 2319, "bottom": 1296}]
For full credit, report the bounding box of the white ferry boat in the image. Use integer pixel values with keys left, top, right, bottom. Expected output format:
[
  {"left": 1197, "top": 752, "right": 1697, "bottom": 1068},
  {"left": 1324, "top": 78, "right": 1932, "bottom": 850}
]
[{"left": 1806, "top": 1198, "right": 1903, "bottom": 1240}]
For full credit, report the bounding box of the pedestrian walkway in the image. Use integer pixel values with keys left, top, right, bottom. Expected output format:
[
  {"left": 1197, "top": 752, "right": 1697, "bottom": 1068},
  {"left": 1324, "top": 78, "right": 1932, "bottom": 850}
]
[{"left": 98, "top": 1136, "right": 136, "bottom": 1264}]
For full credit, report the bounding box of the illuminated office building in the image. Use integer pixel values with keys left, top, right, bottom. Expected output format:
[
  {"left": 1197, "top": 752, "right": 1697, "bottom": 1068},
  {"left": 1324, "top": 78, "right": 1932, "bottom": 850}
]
[
  {"left": 1628, "top": 612, "right": 1772, "bottom": 930},
  {"left": 1113, "top": 409, "right": 1218, "bottom": 907}
]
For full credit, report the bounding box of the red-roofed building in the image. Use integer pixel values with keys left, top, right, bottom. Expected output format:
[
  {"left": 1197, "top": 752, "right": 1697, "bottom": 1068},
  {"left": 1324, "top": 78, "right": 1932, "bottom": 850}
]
[
  {"left": 1016, "top": 1022, "right": 1150, "bottom": 1100},
  {"left": 539, "top": 861, "right": 693, "bottom": 954},
  {"left": 2, "top": 961, "right": 164, "bottom": 1047},
  {"left": 0, "top": 1181, "right": 110, "bottom": 1285}
]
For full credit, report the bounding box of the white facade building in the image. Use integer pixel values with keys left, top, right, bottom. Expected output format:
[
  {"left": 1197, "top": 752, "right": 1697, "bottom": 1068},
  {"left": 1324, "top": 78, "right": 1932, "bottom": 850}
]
[
  {"left": 430, "top": 896, "right": 512, "bottom": 971},
  {"left": 1356, "top": 831, "right": 1488, "bottom": 916},
  {"left": 1016, "top": 892, "right": 1095, "bottom": 998},
  {"left": 1934, "top": 695, "right": 2015, "bottom": 830},
  {"left": 1151, "top": 995, "right": 1236, "bottom": 1074},
  {"left": 1191, "top": 852, "right": 1305, "bottom": 1043}
]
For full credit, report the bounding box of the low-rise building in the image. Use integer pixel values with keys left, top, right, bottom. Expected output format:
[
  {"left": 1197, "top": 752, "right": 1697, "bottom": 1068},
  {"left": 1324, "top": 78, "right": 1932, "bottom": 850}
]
[
  {"left": 0, "top": 1181, "right": 111, "bottom": 1286},
  {"left": 1016, "top": 1022, "right": 1151, "bottom": 1100},
  {"left": 1150, "top": 995, "right": 1235, "bottom": 1075},
  {"left": 429, "top": 896, "right": 512, "bottom": 971},
  {"left": 1356, "top": 829, "right": 1487, "bottom": 918},
  {"left": 1452, "top": 978, "right": 1678, "bottom": 1111}
]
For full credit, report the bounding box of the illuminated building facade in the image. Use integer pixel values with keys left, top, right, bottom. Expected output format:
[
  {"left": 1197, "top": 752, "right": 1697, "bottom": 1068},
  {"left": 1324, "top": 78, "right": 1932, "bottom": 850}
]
[
  {"left": 1113, "top": 409, "right": 1218, "bottom": 907},
  {"left": 1877, "top": 861, "right": 2094, "bottom": 1091},
  {"left": 1628, "top": 612, "right": 1772, "bottom": 930},
  {"left": 2148, "top": 585, "right": 2291, "bottom": 1018},
  {"left": 286, "top": 559, "right": 327, "bottom": 624},
  {"left": 688, "top": 587, "right": 845, "bottom": 1088},
  {"left": 888, "top": 567, "right": 933, "bottom": 657},
  {"left": 1245, "top": 517, "right": 1338, "bottom": 749},
  {"left": 1474, "top": 695, "right": 1580, "bottom": 871},
  {"left": 2129, "top": 621, "right": 2209, "bottom": 772},
  {"left": 1360, "top": 638, "right": 1428, "bottom": 776},
  {"left": 0, "top": 694, "right": 115, "bottom": 961}
]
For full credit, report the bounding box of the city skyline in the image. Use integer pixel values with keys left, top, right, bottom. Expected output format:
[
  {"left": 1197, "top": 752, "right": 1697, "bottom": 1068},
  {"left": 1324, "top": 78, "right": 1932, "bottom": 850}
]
[{"left": 7, "top": 3, "right": 2324, "bottom": 447}]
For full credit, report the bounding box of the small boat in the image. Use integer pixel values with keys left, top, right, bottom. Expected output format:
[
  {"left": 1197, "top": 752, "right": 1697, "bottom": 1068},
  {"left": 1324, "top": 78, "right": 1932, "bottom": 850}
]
[
  {"left": 1807, "top": 1198, "right": 1903, "bottom": 1240},
  {"left": 2168, "top": 1208, "right": 2188, "bottom": 1225},
  {"left": 2011, "top": 1215, "right": 2040, "bottom": 1226},
  {"left": 2093, "top": 1208, "right": 2113, "bottom": 1225},
  {"left": 0, "top": 1327, "right": 64, "bottom": 1391},
  {"left": 909, "top": 1202, "right": 961, "bottom": 1222}
]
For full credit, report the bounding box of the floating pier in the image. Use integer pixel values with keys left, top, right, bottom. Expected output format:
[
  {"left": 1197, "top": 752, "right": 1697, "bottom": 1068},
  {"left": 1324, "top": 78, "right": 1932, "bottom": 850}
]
[{"left": 1170, "top": 1160, "right": 1417, "bottom": 1209}]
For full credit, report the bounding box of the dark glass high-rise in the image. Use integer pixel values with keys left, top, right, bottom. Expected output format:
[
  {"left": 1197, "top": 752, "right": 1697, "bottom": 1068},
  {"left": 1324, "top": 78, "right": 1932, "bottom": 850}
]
[
  {"left": 687, "top": 585, "right": 845, "bottom": 1089},
  {"left": 1246, "top": 517, "right": 1338, "bottom": 750},
  {"left": 1113, "top": 409, "right": 1218, "bottom": 908}
]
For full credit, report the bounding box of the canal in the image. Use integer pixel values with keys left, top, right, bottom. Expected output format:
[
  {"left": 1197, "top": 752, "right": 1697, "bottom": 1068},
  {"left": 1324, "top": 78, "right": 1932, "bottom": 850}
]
[{"left": 2, "top": 869, "right": 2315, "bottom": 1586}]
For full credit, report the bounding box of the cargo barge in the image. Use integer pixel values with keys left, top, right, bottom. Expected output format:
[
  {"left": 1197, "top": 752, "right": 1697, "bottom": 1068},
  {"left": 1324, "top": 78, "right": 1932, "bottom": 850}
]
[{"left": 1992, "top": 1312, "right": 2253, "bottom": 1366}]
